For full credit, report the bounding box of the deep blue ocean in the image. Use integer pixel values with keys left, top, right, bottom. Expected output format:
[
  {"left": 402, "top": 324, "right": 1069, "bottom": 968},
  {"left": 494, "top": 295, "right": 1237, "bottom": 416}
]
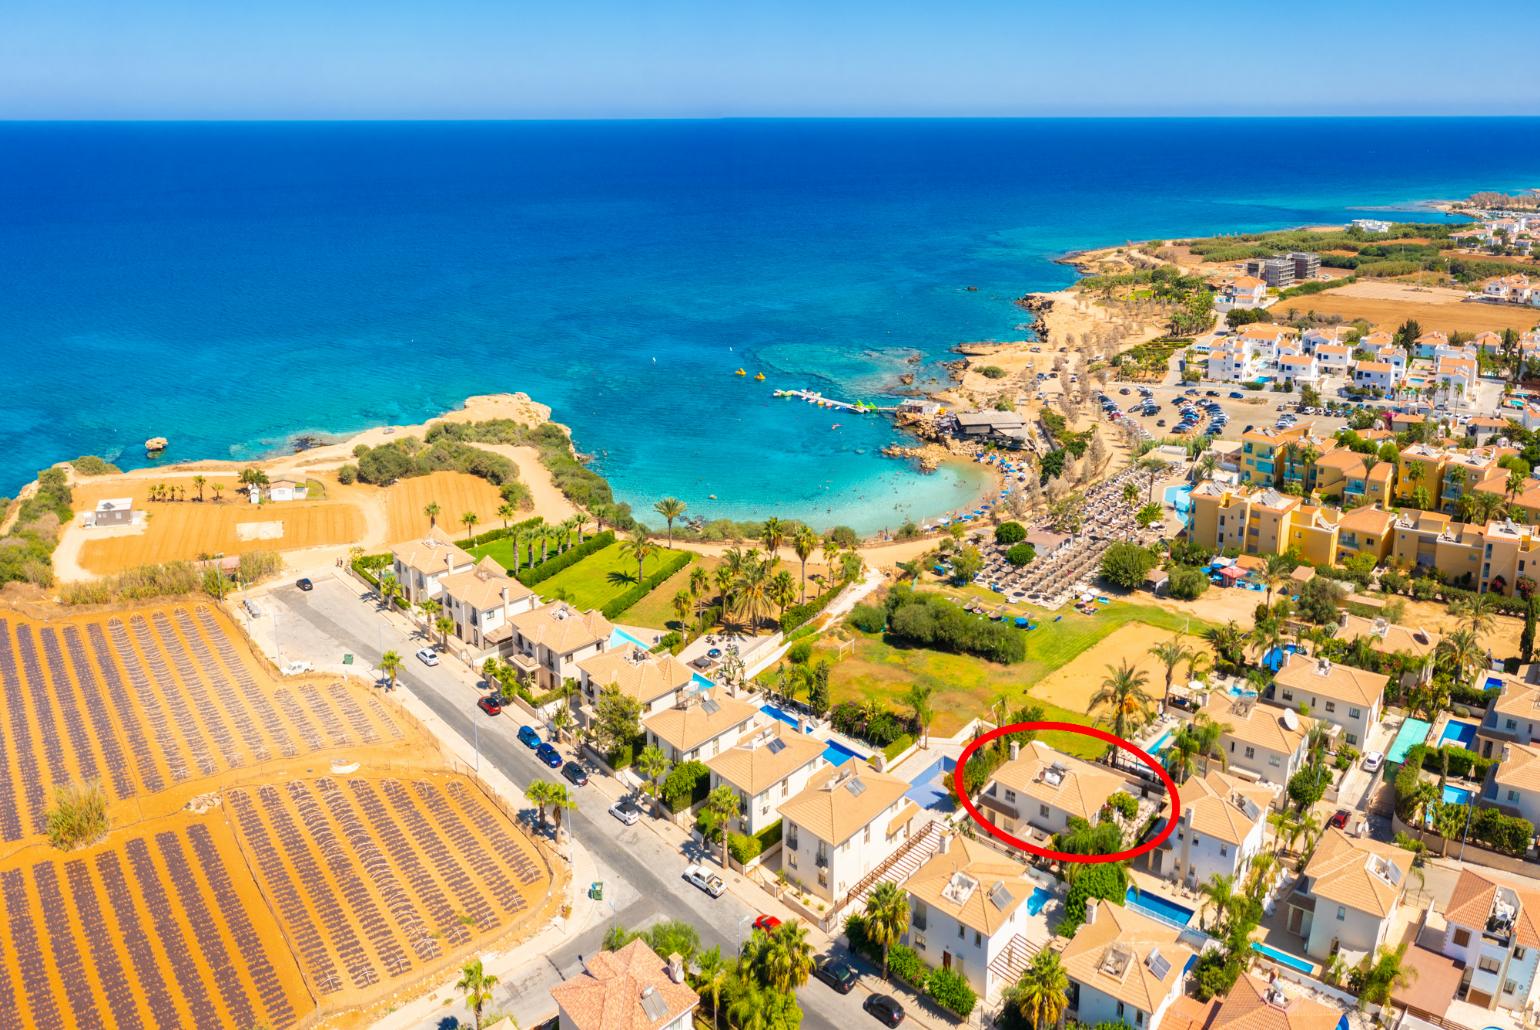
[{"left": 3, "top": 119, "right": 1538, "bottom": 531}]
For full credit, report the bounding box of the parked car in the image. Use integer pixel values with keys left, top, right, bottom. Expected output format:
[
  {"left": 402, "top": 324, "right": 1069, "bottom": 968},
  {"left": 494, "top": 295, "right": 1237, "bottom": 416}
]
[
  {"left": 1329, "top": 809, "right": 1350, "bottom": 829},
  {"left": 1119, "top": 387, "right": 1131, "bottom": 395},
  {"left": 476, "top": 695, "right": 502, "bottom": 716},
  {"left": 562, "top": 761, "right": 590, "bottom": 787},
  {"left": 864, "top": 994, "right": 905, "bottom": 1027},
  {"left": 296, "top": 577, "right": 313, "bottom": 592},
  {"left": 609, "top": 798, "right": 642, "bottom": 826},
  {"left": 1229, "top": 391, "right": 1245, "bottom": 399},
  {"left": 535, "top": 742, "right": 563, "bottom": 769},
  {"left": 1156, "top": 419, "right": 1166, "bottom": 427},
  {"left": 683, "top": 864, "right": 726, "bottom": 898},
  {"left": 1362, "top": 750, "right": 1384, "bottom": 773},
  {"left": 415, "top": 647, "right": 439, "bottom": 667},
  {"left": 243, "top": 600, "right": 262, "bottom": 618},
  {"left": 753, "top": 914, "right": 782, "bottom": 934},
  {"left": 517, "top": 725, "right": 542, "bottom": 749},
  {"left": 814, "top": 958, "right": 859, "bottom": 994}
]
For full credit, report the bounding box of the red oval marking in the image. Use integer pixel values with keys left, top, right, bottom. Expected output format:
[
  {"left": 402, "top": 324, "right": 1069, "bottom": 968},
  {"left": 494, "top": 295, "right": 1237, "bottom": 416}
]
[{"left": 952, "top": 721, "right": 1180, "bottom": 863}]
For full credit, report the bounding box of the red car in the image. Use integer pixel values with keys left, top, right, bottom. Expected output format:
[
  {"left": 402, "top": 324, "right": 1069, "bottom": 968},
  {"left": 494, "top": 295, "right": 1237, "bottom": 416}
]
[
  {"left": 752, "top": 914, "right": 782, "bottom": 934},
  {"left": 1329, "top": 809, "right": 1349, "bottom": 829},
  {"left": 477, "top": 695, "right": 503, "bottom": 716}
]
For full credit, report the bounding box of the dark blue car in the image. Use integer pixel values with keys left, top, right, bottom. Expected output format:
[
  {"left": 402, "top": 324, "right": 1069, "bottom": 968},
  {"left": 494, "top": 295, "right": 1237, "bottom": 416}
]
[
  {"left": 535, "top": 742, "right": 563, "bottom": 768},
  {"left": 517, "top": 725, "right": 542, "bottom": 749}
]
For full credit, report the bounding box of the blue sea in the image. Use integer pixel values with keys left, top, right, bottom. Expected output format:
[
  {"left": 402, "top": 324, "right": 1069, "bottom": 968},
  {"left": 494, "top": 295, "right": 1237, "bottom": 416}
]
[{"left": 3, "top": 119, "right": 1538, "bottom": 531}]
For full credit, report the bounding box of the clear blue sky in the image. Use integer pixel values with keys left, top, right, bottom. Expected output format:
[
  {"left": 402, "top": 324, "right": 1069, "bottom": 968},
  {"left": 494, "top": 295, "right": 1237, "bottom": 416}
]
[{"left": 4, "top": 0, "right": 1537, "bottom": 119}]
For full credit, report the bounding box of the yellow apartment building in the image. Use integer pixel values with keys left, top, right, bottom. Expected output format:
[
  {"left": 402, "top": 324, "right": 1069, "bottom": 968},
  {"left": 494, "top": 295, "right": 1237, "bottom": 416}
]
[
  {"left": 1239, "top": 425, "right": 1314, "bottom": 487},
  {"left": 1187, "top": 484, "right": 1338, "bottom": 566}
]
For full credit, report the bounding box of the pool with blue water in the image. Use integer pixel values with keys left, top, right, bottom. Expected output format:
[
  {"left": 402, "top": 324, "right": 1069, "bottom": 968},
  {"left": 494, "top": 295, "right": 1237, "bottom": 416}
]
[
  {"left": 1124, "top": 887, "right": 1194, "bottom": 926},
  {"left": 1439, "top": 721, "right": 1477, "bottom": 749},
  {"left": 1027, "top": 886, "right": 1053, "bottom": 916},
  {"left": 822, "top": 739, "right": 866, "bottom": 767},
  {"left": 1252, "top": 942, "right": 1313, "bottom": 973}
]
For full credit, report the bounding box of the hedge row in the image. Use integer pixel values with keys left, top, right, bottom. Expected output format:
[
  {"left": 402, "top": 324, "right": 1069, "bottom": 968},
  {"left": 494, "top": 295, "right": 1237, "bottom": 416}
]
[
  {"left": 883, "top": 734, "right": 915, "bottom": 762},
  {"left": 845, "top": 914, "right": 977, "bottom": 1018},
  {"left": 464, "top": 515, "right": 545, "bottom": 549},
  {"left": 1420, "top": 744, "right": 1494, "bottom": 781},
  {"left": 601, "top": 550, "right": 693, "bottom": 620},
  {"left": 782, "top": 583, "right": 845, "bottom": 633},
  {"left": 515, "top": 530, "right": 616, "bottom": 586}
]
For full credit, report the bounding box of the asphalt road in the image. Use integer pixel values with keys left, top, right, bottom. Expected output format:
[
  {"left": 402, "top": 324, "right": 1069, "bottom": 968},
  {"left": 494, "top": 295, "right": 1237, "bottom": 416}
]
[{"left": 259, "top": 574, "right": 900, "bottom": 1030}]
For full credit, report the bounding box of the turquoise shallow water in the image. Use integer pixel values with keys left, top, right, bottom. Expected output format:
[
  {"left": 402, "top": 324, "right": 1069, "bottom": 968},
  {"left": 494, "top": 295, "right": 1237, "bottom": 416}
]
[{"left": 2, "top": 119, "right": 1536, "bottom": 531}]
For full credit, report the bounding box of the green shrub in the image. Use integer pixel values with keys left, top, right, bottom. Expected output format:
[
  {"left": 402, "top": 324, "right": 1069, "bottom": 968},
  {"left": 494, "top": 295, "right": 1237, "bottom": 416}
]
[
  {"left": 651, "top": 632, "right": 683, "bottom": 654},
  {"left": 781, "top": 584, "right": 842, "bottom": 633},
  {"left": 336, "top": 463, "right": 357, "bottom": 484},
  {"left": 787, "top": 641, "right": 814, "bottom": 664},
  {"left": 68, "top": 455, "right": 121, "bottom": 475},
  {"left": 886, "top": 944, "right": 925, "bottom": 987},
  {"left": 516, "top": 530, "right": 616, "bottom": 585},
  {"left": 1167, "top": 564, "right": 1209, "bottom": 600},
  {"left": 661, "top": 760, "right": 711, "bottom": 810},
  {"left": 883, "top": 734, "right": 915, "bottom": 762},
  {"left": 925, "top": 967, "right": 978, "bottom": 1017},
  {"left": 848, "top": 603, "right": 887, "bottom": 634},
  {"left": 995, "top": 521, "right": 1027, "bottom": 544},
  {"left": 977, "top": 365, "right": 1007, "bottom": 379},
  {"left": 754, "top": 820, "right": 783, "bottom": 853},
  {"left": 1106, "top": 792, "right": 1138, "bottom": 820},
  {"left": 727, "top": 832, "right": 762, "bottom": 864},
  {"left": 1005, "top": 542, "right": 1036, "bottom": 566},
  {"left": 1288, "top": 765, "right": 1328, "bottom": 809},
  {"left": 881, "top": 586, "right": 1025, "bottom": 663},
  {"left": 1100, "top": 542, "right": 1157, "bottom": 589},
  {"left": 46, "top": 781, "right": 109, "bottom": 851}
]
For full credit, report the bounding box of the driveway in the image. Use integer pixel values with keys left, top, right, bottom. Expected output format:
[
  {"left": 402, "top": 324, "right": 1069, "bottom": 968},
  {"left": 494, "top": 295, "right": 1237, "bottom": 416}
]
[{"left": 258, "top": 573, "right": 940, "bottom": 1029}]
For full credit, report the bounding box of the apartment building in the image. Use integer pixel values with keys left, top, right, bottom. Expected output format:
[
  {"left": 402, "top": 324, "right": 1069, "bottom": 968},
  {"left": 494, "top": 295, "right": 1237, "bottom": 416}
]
[
  {"left": 1186, "top": 484, "right": 1338, "bottom": 567},
  {"left": 1285, "top": 828, "right": 1411, "bottom": 961},
  {"left": 979, "top": 740, "right": 1127, "bottom": 839},
  {"left": 1238, "top": 424, "right": 1313, "bottom": 486},
  {"left": 903, "top": 835, "right": 1039, "bottom": 1002},
  {"left": 705, "top": 723, "right": 828, "bottom": 834},
  {"left": 1061, "top": 899, "right": 1199, "bottom": 1030},
  {"left": 1334, "top": 505, "right": 1395, "bottom": 562},
  {"left": 779, "top": 763, "right": 919, "bottom": 903},
  {"left": 1270, "top": 654, "right": 1384, "bottom": 748},
  {"left": 1389, "top": 513, "right": 1540, "bottom": 595},
  {"left": 1437, "top": 869, "right": 1540, "bottom": 1012}
]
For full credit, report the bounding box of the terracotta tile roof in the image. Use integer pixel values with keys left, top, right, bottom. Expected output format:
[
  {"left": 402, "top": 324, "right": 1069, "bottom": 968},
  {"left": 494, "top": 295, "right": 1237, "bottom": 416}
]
[
  {"left": 1442, "top": 868, "right": 1540, "bottom": 947},
  {"left": 1303, "top": 828, "right": 1411, "bottom": 918},
  {"left": 905, "top": 836, "right": 1035, "bottom": 936},
  {"left": 779, "top": 763, "right": 911, "bottom": 846},
  {"left": 550, "top": 939, "right": 698, "bottom": 1030},
  {"left": 509, "top": 602, "right": 613, "bottom": 655},
  {"left": 1210, "top": 973, "right": 1345, "bottom": 1030},
  {"left": 439, "top": 555, "right": 533, "bottom": 611},
  {"left": 1060, "top": 900, "right": 1196, "bottom": 1013},
  {"left": 1239, "top": 324, "right": 1299, "bottom": 341},
  {"left": 1337, "top": 614, "right": 1439, "bottom": 657},
  {"left": 988, "top": 741, "right": 1127, "bottom": 823},
  {"left": 1273, "top": 654, "right": 1386, "bottom": 708},
  {"left": 1367, "top": 463, "right": 1393, "bottom": 483},
  {"left": 1493, "top": 740, "right": 1540, "bottom": 793},
  {"left": 643, "top": 693, "right": 757, "bottom": 755},
  {"left": 1208, "top": 693, "right": 1309, "bottom": 758},
  {"left": 1336, "top": 506, "right": 1392, "bottom": 535},
  {"left": 705, "top": 723, "right": 826, "bottom": 795},
  {"left": 1355, "top": 361, "right": 1393, "bottom": 373},
  {"left": 1229, "top": 276, "right": 1267, "bottom": 290},
  {"left": 1163, "top": 994, "right": 1219, "bottom": 1030},
  {"left": 1171, "top": 771, "right": 1275, "bottom": 846},
  {"left": 579, "top": 644, "right": 695, "bottom": 708},
  {"left": 1492, "top": 679, "right": 1540, "bottom": 720},
  {"left": 391, "top": 527, "right": 476, "bottom": 578}
]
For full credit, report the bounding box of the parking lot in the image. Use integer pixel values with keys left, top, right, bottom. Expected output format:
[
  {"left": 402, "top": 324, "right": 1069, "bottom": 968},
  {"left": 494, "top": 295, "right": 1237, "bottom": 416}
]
[{"left": 1103, "top": 377, "right": 1353, "bottom": 444}]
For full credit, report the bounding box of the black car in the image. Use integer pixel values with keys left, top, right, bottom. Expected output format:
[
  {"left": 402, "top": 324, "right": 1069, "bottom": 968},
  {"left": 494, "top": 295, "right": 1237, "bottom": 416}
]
[
  {"left": 296, "top": 578, "right": 313, "bottom": 591},
  {"left": 813, "top": 958, "right": 859, "bottom": 994},
  {"left": 562, "top": 761, "right": 589, "bottom": 787},
  {"left": 864, "top": 994, "right": 905, "bottom": 1027}
]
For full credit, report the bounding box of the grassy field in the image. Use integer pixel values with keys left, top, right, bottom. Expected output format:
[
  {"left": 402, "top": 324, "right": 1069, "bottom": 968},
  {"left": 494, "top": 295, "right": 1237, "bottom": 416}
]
[
  {"left": 624, "top": 554, "right": 721, "bottom": 629},
  {"left": 534, "top": 541, "right": 687, "bottom": 610},
  {"left": 820, "top": 596, "right": 1213, "bottom": 748}
]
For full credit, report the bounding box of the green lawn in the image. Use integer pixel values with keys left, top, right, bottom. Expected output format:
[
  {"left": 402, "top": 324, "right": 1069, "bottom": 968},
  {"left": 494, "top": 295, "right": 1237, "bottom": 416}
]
[
  {"left": 468, "top": 536, "right": 526, "bottom": 570},
  {"left": 820, "top": 594, "right": 1214, "bottom": 748},
  {"left": 625, "top": 555, "right": 721, "bottom": 630},
  {"left": 531, "top": 542, "right": 686, "bottom": 611}
]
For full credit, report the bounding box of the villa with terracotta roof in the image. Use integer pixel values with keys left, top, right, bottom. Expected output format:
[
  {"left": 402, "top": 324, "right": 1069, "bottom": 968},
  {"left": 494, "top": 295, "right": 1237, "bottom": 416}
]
[
  {"left": 642, "top": 690, "right": 758, "bottom": 765},
  {"left": 1206, "top": 973, "right": 1346, "bottom": 1030},
  {"left": 1218, "top": 275, "right": 1268, "bottom": 310},
  {"left": 779, "top": 763, "right": 920, "bottom": 903},
  {"left": 390, "top": 526, "right": 476, "bottom": 604},
  {"left": 1437, "top": 868, "right": 1540, "bottom": 1012},
  {"left": 1480, "top": 739, "right": 1540, "bottom": 827},
  {"left": 1284, "top": 827, "right": 1411, "bottom": 961},
  {"left": 507, "top": 602, "right": 613, "bottom": 692},
  {"left": 979, "top": 740, "right": 1128, "bottom": 839},
  {"left": 438, "top": 554, "right": 539, "bottom": 655},
  {"left": 1336, "top": 612, "right": 1438, "bottom": 682},
  {"left": 1061, "top": 898, "right": 1199, "bottom": 1030},
  {"left": 550, "top": 939, "right": 698, "bottom": 1030},
  {"left": 1205, "top": 693, "right": 1312, "bottom": 786},
  {"left": 705, "top": 722, "right": 827, "bottom": 833},
  {"left": 1269, "top": 654, "right": 1384, "bottom": 749},
  {"left": 577, "top": 644, "right": 696, "bottom": 716},
  {"left": 1147, "top": 770, "right": 1276, "bottom": 889},
  {"left": 1476, "top": 676, "right": 1540, "bottom": 759},
  {"left": 901, "top": 834, "right": 1040, "bottom": 1001}
]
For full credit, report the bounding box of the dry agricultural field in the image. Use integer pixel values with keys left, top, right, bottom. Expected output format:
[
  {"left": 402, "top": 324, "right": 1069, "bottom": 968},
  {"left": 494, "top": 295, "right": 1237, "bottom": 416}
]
[
  {"left": 384, "top": 469, "right": 510, "bottom": 543},
  {"left": 0, "top": 602, "right": 559, "bottom": 1029}
]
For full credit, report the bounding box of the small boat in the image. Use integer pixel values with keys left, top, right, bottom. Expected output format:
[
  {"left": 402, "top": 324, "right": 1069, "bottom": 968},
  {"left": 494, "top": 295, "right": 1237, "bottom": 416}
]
[
  {"left": 708, "top": 494, "right": 717, "bottom": 500},
  {"left": 754, "top": 372, "right": 766, "bottom": 381},
  {"left": 831, "top": 423, "right": 841, "bottom": 430},
  {"left": 734, "top": 368, "right": 746, "bottom": 376}
]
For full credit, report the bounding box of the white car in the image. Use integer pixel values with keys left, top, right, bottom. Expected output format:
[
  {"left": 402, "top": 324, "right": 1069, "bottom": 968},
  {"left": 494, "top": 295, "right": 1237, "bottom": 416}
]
[
  {"left": 415, "top": 648, "right": 440, "bottom": 667},
  {"left": 683, "top": 864, "right": 726, "bottom": 898},
  {"left": 1362, "top": 750, "right": 1384, "bottom": 773},
  {"left": 609, "top": 798, "right": 642, "bottom": 826}
]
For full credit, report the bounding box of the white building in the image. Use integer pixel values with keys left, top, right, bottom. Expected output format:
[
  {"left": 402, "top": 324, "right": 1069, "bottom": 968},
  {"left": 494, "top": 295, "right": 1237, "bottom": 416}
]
[
  {"left": 1276, "top": 353, "right": 1319, "bottom": 386},
  {"left": 642, "top": 691, "right": 758, "bottom": 766},
  {"left": 779, "top": 763, "right": 920, "bottom": 903},
  {"left": 390, "top": 528, "right": 477, "bottom": 605},
  {"left": 1284, "top": 827, "right": 1410, "bottom": 962},
  {"left": 903, "top": 835, "right": 1040, "bottom": 1001},
  {"left": 438, "top": 555, "right": 540, "bottom": 656},
  {"left": 1480, "top": 740, "right": 1540, "bottom": 827},
  {"left": 705, "top": 723, "right": 828, "bottom": 834},
  {"left": 1218, "top": 276, "right": 1269, "bottom": 311},
  {"left": 1352, "top": 361, "right": 1398, "bottom": 393},
  {"left": 1438, "top": 868, "right": 1540, "bottom": 1013},
  {"left": 251, "top": 478, "right": 309, "bottom": 503},
  {"left": 578, "top": 643, "right": 697, "bottom": 717},
  {"left": 1147, "top": 770, "right": 1275, "bottom": 890},
  {"left": 979, "top": 740, "right": 1127, "bottom": 840},
  {"left": 1313, "top": 344, "right": 1352, "bottom": 375},
  {"left": 505, "top": 602, "right": 613, "bottom": 693},
  {"left": 1061, "top": 899, "right": 1198, "bottom": 1030},
  {"left": 1270, "top": 654, "right": 1383, "bottom": 749},
  {"left": 1206, "top": 693, "right": 1313, "bottom": 787}
]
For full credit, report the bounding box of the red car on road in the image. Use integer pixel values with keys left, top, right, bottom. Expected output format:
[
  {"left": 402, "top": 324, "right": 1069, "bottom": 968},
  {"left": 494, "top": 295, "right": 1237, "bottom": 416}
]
[
  {"left": 477, "top": 695, "right": 503, "bottom": 716},
  {"left": 752, "top": 914, "right": 782, "bottom": 934},
  {"left": 1329, "top": 809, "right": 1350, "bottom": 829}
]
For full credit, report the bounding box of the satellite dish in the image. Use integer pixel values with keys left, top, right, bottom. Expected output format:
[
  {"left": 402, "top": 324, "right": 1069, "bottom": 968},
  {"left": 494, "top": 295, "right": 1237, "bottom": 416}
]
[{"left": 1282, "top": 708, "right": 1300, "bottom": 731}]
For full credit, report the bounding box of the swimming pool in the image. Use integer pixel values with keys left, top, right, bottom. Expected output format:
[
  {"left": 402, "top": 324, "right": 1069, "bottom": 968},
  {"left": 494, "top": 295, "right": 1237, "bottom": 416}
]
[
  {"left": 823, "top": 739, "right": 866, "bottom": 767},
  {"left": 1252, "top": 942, "right": 1313, "bottom": 973},
  {"left": 1124, "top": 887, "right": 1194, "bottom": 927},
  {"left": 1485, "top": 676, "right": 1504, "bottom": 692},
  {"left": 1147, "top": 730, "right": 1174, "bottom": 756},
  {"left": 1027, "top": 886, "right": 1053, "bottom": 916},
  {"left": 1387, "top": 718, "right": 1433, "bottom": 765},
  {"left": 760, "top": 703, "right": 808, "bottom": 732},
  {"left": 611, "top": 627, "right": 650, "bottom": 649},
  {"left": 905, "top": 755, "right": 956, "bottom": 812},
  {"left": 1443, "top": 784, "right": 1473, "bottom": 805},
  {"left": 1163, "top": 484, "right": 1194, "bottom": 527},
  {"left": 1262, "top": 644, "right": 1299, "bottom": 673},
  {"left": 1439, "top": 721, "right": 1477, "bottom": 750}
]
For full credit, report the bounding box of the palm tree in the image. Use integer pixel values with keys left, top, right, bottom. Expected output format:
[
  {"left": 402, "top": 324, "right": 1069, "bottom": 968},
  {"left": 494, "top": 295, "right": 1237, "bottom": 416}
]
[
  {"left": 760, "top": 516, "right": 786, "bottom": 557},
  {"left": 550, "top": 704, "right": 575, "bottom": 744},
  {"left": 1197, "top": 873, "right": 1237, "bottom": 933},
  {"left": 862, "top": 881, "right": 910, "bottom": 979},
  {"left": 435, "top": 615, "right": 455, "bottom": 648},
  {"left": 904, "top": 683, "right": 935, "bottom": 748},
  {"left": 755, "top": 920, "right": 814, "bottom": 994},
  {"left": 1206, "top": 620, "right": 1247, "bottom": 671},
  {"left": 704, "top": 785, "right": 740, "bottom": 869},
  {"left": 212, "top": 482, "right": 224, "bottom": 503},
  {"left": 1245, "top": 851, "right": 1278, "bottom": 904},
  {"left": 461, "top": 511, "right": 480, "bottom": 542},
  {"left": 1452, "top": 592, "right": 1498, "bottom": 639},
  {"left": 497, "top": 502, "right": 516, "bottom": 532},
  {"left": 423, "top": 501, "right": 441, "bottom": 529},
  {"left": 726, "top": 979, "right": 772, "bottom": 1030},
  {"left": 527, "top": 779, "right": 558, "bottom": 830},
  {"left": 1355, "top": 943, "right": 1415, "bottom": 1008},
  {"left": 1013, "top": 949, "right": 1069, "bottom": 1030},
  {"left": 1438, "top": 627, "right": 1484, "bottom": 691},
  {"left": 1149, "top": 634, "right": 1194, "bottom": 711},
  {"left": 1089, "top": 661, "right": 1153, "bottom": 768},
  {"left": 626, "top": 534, "right": 657, "bottom": 586},
  {"left": 417, "top": 596, "right": 441, "bottom": 628},
  {"left": 546, "top": 781, "right": 576, "bottom": 840},
  {"left": 192, "top": 474, "right": 206, "bottom": 501},
  {"left": 1262, "top": 553, "right": 1293, "bottom": 607},
  {"left": 456, "top": 958, "right": 498, "bottom": 1030},
  {"left": 791, "top": 525, "right": 817, "bottom": 603},
  {"left": 654, "top": 497, "right": 687, "bottom": 546},
  {"left": 689, "top": 565, "right": 709, "bottom": 601},
  {"left": 671, "top": 590, "right": 693, "bottom": 633},
  {"left": 379, "top": 574, "right": 401, "bottom": 611},
  {"left": 380, "top": 650, "right": 402, "bottom": 691},
  {"left": 1122, "top": 481, "right": 1139, "bottom": 508},
  {"left": 1186, "top": 714, "right": 1229, "bottom": 775},
  {"left": 636, "top": 744, "right": 671, "bottom": 812},
  {"left": 768, "top": 570, "right": 797, "bottom": 626},
  {"left": 693, "top": 945, "right": 730, "bottom": 1030}
]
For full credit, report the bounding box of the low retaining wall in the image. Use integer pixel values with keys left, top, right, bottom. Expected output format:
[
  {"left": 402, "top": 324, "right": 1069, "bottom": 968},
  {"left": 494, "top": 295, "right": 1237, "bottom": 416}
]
[{"left": 1391, "top": 811, "right": 1536, "bottom": 875}]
